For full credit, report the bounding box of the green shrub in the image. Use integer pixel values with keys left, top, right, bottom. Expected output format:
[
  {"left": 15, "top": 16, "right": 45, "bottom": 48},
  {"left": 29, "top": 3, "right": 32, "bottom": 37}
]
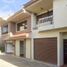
[{"left": 0, "top": 46, "right": 5, "bottom": 52}]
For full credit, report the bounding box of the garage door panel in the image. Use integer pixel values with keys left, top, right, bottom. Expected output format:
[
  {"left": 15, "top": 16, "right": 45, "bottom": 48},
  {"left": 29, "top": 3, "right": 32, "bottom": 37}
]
[{"left": 34, "top": 37, "right": 57, "bottom": 64}]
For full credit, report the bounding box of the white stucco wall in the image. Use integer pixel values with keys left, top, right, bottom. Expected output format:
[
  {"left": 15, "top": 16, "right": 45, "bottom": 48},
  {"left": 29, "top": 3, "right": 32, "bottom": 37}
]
[
  {"left": 26, "top": 39, "right": 31, "bottom": 59},
  {"left": 32, "top": 30, "right": 58, "bottom": 38},
  {"left": 54, "top": 0, "right": 67, "bottom": 28},
  {"left": 30, "top": 0, "right": 67, "bottom": 66},
  {"left": 34, "top": 0, "right": 67, "bottom": 31}
]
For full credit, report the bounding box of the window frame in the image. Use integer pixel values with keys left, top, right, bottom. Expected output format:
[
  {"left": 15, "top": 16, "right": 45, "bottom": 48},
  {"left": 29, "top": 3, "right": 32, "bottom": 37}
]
[
  {"left": 2, "top": 25, "right": 8, "bottom": 34},
  {"left": 16, "top": 20, "right": 27, "bottom": 32}
]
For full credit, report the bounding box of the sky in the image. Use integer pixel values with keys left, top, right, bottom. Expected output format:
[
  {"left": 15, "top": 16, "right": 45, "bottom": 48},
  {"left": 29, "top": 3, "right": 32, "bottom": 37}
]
[{"left": 0, "top": 0, "right": 30, "bottom": 20}]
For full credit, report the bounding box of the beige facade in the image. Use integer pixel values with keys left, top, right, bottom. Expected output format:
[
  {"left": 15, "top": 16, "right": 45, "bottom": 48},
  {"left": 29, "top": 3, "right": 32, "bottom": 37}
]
[
  {"left": 24, "top": 0, "right": 67, "bottom": 67},
  {"left": 1, "top": 0, "right": 67, "bottom": 67},
  {"left": 1, "top": 9, "right": 32, "bottom": 59}
]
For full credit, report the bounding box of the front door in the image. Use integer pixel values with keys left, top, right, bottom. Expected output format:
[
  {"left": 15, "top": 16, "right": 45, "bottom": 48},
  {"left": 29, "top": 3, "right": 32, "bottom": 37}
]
[
  {"left": 20, "top": 41, "right": 25, "bottom": 57},
  {"left": 64, "top": 39, "right": 67, "bottom": 64}
]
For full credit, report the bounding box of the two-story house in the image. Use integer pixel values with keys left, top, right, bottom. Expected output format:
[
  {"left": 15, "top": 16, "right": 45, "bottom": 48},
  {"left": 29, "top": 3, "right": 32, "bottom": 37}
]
[
  {"left": 1, "top": 0, "right": 67, "bottom": 67},
  {"left": 1, "top": 9, "right": 31, "bottom": 59},
  {"left": 24, "top": 0, "right": 67, "bottom": 67}
]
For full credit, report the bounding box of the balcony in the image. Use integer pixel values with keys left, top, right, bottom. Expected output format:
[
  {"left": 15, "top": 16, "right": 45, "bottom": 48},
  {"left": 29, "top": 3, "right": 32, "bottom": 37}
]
[
  {"left": 1, "top": 33, "right": 10, "bottom": 41},
  {"left": 37, "top": 15, "right": 54, "bottom": 31},
  {"left": 17, "top": 21, "right": 28, "bottom": 32},
  {"left": 38, "top": 15, "right": 53, "bottom": 26}
]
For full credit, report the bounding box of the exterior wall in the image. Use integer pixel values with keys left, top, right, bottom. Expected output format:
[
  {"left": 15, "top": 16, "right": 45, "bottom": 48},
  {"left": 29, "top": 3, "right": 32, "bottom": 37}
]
[
  {"left": 26, "top": 39, "right": 31, "bottom": 59},
  {"left": 32, "top": 30, "right": 58, "bottom": 38},
  {"left": 15, "top": 40, "right": 20, "bottom": 56},
  {"left": 16, "top": 16, "right": 31, "bottom": 32},
  {"left": 30, "top": 0, "right": 67, "bottom": 32},
  {"left": 1, "top": 22, "right": 13, "bottom": 41},
  {"left": 31, "top": 14, "right": 37, "bottom": 59},
  {"left": 63, "top": 33, "right": 67, "bottom": 39},
  {"left": 53, "top": 0, "right": 67, "bottom": 28},
  {"left": 15, "top": 39, "right": 31, "bottom": 58},
  {"left": 1, "top": 16, "right": 31, "bottom": 41},
  {"left": 1, "top": 0, "right": 67, "bottom": 67},
  {"left": 58, "top": 33, "right": 67, "bottom": 67},
  {"left": 31, "top": 26, "right": 67, "bottom": 66},
  {"left": 9, "top": 22, "right": 16, "bottom": 34}
]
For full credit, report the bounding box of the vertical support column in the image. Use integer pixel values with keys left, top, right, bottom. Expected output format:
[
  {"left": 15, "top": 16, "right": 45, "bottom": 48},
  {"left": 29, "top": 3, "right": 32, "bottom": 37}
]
[
  {"left": 5, "top": 43, "right": 7, "bottom": 53},
  {"left": 31, "top": 13, "right": 37, "bottom": 60},
  {"left": 31, "top": 13, "right": 37, "bottom": 29},
  {"left": 0, "top": 27, "right": 1, "bottom": 37},
  {"left": 57, "top": 32, "right": 63, "bottom": 67},
  {"left": 8, "top": 23, "right": 10, "bottom": 33},
  {"left": 31, "top": 38, "right": 34, "bottom": 59},
  {"left": 26, "top": 39, "right": 31, "bottom": 59},
  {"left": 15, "top": 40, "right": 20, "bottom": 56}
]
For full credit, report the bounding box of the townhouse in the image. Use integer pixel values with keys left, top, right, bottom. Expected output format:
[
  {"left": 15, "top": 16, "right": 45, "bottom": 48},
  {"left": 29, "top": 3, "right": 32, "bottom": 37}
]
[
  {"left": 24, "top": 0, "right": 67, "bottom": 67},
  {"left": 1, "top": 0, "right": 67, "bottom": 67},
  {"left": 1, "top": 9, "right": 31, "bottom": 58}
]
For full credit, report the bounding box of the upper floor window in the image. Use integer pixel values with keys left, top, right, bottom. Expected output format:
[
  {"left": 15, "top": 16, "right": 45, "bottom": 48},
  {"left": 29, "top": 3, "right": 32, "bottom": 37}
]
[
  {"left": 2, "top": 25, "right": 8, "bottom": 34},
  {"left": 37, "top": 10, "right": 53, "bottom": 20},
  {"left": 17, "top": 21, "right": 27, "bottom": 31},
  {"left": 37, "top": 10, "right": 53, "bottom": 24}
]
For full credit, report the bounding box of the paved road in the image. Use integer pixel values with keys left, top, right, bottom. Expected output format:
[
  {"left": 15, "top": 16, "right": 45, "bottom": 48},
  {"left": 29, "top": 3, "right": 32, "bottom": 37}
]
[{"left": 0, "top": 53, "right": 57, "bottom": 67}]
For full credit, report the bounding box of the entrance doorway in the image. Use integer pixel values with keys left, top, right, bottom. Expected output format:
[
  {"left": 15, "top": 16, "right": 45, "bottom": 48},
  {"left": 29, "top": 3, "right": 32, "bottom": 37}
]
[
  {"left": 6, "top": 43, "right": 14, "bottom": 54},
  {"left": 64, "top": 39, "right": 67, "bottom": 64},
  {"left": 20, "top": 41, "right": 25, "bottom": 57}
]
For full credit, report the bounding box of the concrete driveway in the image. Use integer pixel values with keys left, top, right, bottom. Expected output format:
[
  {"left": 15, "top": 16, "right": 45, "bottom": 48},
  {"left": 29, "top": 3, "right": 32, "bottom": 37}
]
[{"left": 0, "top": 53, "right": 57, "bottom": 67}]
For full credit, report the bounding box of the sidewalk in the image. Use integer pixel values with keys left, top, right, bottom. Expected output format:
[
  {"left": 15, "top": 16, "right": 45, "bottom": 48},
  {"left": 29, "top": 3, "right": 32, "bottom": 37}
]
[{"left": 0, "top": 53, "right": 57, "bottom": 67}]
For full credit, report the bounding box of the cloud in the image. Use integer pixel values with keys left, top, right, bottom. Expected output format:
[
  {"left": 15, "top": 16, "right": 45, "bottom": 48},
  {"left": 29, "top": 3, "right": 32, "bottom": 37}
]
[
  {"left": 2, "top": 0, "right": 16, "bottom": 4},
  {"left": 0, "top": 5, "right": 14, "bottom": 20},
  {"left": 0, "top": 0, "right": 29, "bottom": 20},
  {"left": 0, "top": 10, "right": 14, "bottom": 20}
]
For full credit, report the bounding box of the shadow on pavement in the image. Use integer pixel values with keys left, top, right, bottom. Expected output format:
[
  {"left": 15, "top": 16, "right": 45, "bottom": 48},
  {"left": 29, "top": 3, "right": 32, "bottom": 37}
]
[{"left": 0, "top": 54, "right": 48, "bottom": 67}]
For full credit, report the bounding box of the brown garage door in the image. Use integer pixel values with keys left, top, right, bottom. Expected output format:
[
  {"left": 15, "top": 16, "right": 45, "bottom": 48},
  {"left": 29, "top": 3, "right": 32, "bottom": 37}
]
[
  {"left": 64, "top": 39, "right": 67, "bottom": 64},
  {"left": 34, "top": 37, "right": 57, "bottom": 64}
]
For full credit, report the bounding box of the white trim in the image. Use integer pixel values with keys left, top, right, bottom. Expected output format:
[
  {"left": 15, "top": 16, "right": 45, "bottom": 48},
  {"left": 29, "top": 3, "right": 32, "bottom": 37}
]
[
  {"left": 57, "top": 32, "right": 63, "bottom": 67},
  {"left": 30, "top": 37, "right": 34, "bottom": 59}
]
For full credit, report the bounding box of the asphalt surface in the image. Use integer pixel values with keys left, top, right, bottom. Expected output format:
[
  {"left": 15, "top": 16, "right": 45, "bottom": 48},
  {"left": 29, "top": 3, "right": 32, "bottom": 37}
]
[{"left": 0, "top": 53, "right": 57, "bottom": 67}]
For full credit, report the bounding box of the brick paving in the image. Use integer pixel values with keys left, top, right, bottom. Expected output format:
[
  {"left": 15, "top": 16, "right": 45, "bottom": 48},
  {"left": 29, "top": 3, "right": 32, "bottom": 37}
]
[{"left": 0, "top": 53, "right": 57, "bottom": 67}]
